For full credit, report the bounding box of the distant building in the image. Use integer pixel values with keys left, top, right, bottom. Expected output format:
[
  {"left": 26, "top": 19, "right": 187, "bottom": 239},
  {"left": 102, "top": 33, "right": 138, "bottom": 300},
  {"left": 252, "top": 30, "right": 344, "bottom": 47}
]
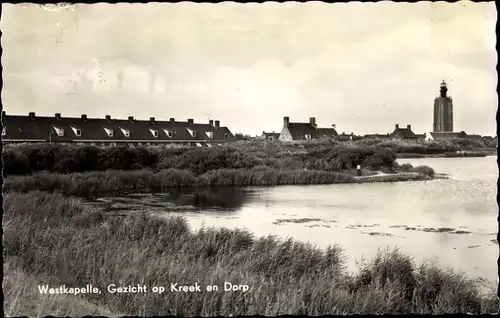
[
  {"left": 390, "top": 124, "right": 417, "bottom": 140},
  {"left": 337, "top": 132, "right": 364, "bottom": 142},
  {"left": 260, "top": 131, "right": 281, "bottom": 141},
  {"left": 1, "top": 111, "right": 234, "bottom": 147},
  {"left": 425, "top": 131, "right": 467, "bottom": 141},
  {"left": 279, "top": 117, "right": 338, "bottom": 141},
  {"left": 433, "top": 80, "right": 454, "bottom": 132}
]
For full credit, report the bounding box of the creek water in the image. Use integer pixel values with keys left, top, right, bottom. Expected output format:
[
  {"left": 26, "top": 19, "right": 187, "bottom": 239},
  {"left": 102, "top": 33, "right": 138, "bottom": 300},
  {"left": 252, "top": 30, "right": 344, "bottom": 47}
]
[{"left": 89, "top": 156, "right": 498, "bottom": 283}]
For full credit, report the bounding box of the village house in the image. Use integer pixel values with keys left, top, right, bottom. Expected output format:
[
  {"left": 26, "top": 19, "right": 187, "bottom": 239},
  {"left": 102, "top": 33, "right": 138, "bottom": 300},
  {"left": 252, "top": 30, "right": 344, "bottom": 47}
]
[
  {"left": 337, "top": 132, "right": 364, "bottom": 142},
  {"left": 1, "top": 111, "right": 235, "bottom": 147},
  {"left": 390, "top": 124, "right": 417, "bottom": 141},
  {"left": 260, "top": 131, "right": 281, "bottom": 141},
  {"left": 278, "top": 117, "right": 338, "bottom": 141}
]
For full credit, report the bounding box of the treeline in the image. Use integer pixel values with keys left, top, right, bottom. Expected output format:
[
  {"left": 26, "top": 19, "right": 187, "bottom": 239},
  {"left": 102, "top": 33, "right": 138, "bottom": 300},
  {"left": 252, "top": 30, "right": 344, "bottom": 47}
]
[{"left": 3, "top": 142, "right": 398, "bottom": 176}]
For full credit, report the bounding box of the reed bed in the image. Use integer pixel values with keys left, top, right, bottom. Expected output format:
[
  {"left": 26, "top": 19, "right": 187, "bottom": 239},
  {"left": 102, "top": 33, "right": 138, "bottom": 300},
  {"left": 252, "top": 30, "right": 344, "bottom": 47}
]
[{"left": 3, "top": 191, "right": 498, "bottom": 316}]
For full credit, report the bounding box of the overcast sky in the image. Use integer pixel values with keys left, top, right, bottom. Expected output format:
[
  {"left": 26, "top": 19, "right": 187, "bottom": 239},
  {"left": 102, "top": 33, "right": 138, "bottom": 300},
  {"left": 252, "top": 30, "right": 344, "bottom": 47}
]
[{"left": 1, "top": 2, "right": 497, "bottom": 136}]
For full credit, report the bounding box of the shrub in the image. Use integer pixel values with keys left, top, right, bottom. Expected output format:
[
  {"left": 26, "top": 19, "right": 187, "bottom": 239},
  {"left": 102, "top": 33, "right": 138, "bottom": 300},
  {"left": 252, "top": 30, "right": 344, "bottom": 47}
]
[{"left": 412, "top": 165, "right": 435, "bottom": 178}]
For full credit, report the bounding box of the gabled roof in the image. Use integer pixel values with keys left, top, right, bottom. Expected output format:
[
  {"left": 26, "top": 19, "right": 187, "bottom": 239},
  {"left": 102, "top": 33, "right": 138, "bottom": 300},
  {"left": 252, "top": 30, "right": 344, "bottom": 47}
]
[
  {"left": 316, "top": 128, "right": 339, "bottom": 138},
  {"left": 2, "top": 113, "right": 235, "bottom": 142},
  {"left": 391, "top": 127, "right": 416, "bottom": 138},
  {"left": 286, "top": 122, "right": 338, "bottom": 140}
]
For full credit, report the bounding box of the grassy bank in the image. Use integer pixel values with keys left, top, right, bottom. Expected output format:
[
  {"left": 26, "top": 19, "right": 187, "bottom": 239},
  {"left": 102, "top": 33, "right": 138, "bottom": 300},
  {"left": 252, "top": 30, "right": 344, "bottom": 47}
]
[
  {"left": 3, "top": 191, "right": 498, "bottom": 316},
  {"left": 3, "top": 141, "right": 440, "bottom": 195},
  {"left": 3, "top": 162, "right": 436, "bottom": 197},
  {"left": 397, "top": 150, "right": 494, "bottom": 159},
  {"left": 3, "top": 168, "right": 356, "bottom": 197}
]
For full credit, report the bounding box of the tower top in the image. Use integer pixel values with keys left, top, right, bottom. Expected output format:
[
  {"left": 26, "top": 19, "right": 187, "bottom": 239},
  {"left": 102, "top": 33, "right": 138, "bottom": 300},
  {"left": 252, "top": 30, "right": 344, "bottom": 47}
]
[{"left": 439, "top": 80, "right": 448, "bottom": 98}]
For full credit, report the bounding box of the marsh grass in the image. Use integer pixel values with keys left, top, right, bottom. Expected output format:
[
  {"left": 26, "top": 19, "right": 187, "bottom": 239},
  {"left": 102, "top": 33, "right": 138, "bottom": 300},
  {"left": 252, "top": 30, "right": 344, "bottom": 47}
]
[
  {"left": 3, "top": 168, "right": 356, "bottom": 196},
  {"left": 3, "top": 191, "right": 498, "bottom": 316}
]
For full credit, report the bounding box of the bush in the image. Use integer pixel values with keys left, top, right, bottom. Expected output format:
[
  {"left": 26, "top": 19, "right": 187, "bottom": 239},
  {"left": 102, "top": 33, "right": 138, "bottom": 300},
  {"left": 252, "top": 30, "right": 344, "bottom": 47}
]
[{"left": 412, "top": 165, "right": 435, "bottom": 178}]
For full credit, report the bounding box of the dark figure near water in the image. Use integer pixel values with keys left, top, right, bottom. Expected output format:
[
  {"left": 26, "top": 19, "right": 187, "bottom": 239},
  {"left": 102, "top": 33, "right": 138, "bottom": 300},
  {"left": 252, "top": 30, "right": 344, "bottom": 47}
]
[{"left": 356, "top": 165, "right": 362, "bottom": 176}]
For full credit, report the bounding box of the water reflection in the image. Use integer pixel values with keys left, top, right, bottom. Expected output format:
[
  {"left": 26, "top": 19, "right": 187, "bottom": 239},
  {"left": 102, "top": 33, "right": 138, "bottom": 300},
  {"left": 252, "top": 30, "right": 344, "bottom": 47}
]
[
  {"left": 154, "top": 187, "right": 256, "bottom": 212},
  {"left": 87, "top": 187, "right": 256, "bottom": 214}
]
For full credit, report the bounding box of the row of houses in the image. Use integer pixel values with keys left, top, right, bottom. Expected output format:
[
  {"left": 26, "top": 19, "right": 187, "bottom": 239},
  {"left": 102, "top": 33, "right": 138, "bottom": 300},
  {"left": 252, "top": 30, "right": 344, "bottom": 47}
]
[
  {"left": 1, "top": 111, "right": 235, "bottom": 147},
  {"left": 260, "top": 117, "right": 497, "bottom": 144}
]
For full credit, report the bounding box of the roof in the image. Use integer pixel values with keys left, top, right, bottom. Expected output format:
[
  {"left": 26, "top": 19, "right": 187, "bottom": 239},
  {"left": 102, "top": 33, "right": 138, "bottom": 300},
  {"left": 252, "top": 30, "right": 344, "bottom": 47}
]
[
  {"left": 391, "top": 127, "right": 416, "bottom": 138},
  {"left": 2, "top": 113, "right": 235, "bottom": 143},
  {"left": 285, "top": 122, "right": 338, "bottom": 140},
  {"left": 428, "top": 131, "right": 467, "bottom": 139},
  {"left": 316, "top": 128, "right": 339, "bottom": 138}
]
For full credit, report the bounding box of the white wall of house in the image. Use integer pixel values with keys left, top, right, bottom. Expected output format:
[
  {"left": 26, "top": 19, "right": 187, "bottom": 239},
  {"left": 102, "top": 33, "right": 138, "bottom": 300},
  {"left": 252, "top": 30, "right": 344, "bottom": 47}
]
[
  {"left": 278, "top": 127, "right": 293, "bottom": 141},
  {"left": 425, "top": 133, "right": 434, "bottom": 141}
]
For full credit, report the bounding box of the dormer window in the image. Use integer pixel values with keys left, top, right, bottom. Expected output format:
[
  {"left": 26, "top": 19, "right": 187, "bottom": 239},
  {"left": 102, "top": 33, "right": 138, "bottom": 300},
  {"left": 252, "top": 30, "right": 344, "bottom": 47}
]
[
  {"left": 70, "top": 126, "right": 81, "bottom": 136},
  {"left": 120, "top": 128, "right": 130, "bottom": 138},
  {"left": 163, "top": 129, "right": 173, "bottom": 138},
  {"left": 150, "top": 128, "right": 159, "bottom": 138},
  {"left": 205, "top": 131, "right": 214, "bottom": 139},
  {"left": 305, "top": 134, "right": 312, "bottom": 140},
  {"left": 104, "top": 127, "right": 114, "bottom": 137},
  {"left": 186, "top": 128, "right": 197, "bottom": 138},
  {"left": 2, "top": 126, "right": 6, "bottom": 136},
  {"left": 224, "top": 133, "right": 229, "bottom": 139},
  {"left": 53, "top": 126, "right": 65, "bottom": 137}
]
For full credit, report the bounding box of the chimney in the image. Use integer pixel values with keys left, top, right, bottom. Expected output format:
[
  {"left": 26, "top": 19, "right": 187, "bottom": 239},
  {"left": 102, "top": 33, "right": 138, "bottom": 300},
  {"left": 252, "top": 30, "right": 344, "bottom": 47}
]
[
  {"left": 29, "top": 112, "right": 36, "bottom": 120},
  {"left": 128, "top": 116, "right": 134, "bottom": 122},
  {"left": 395, "top": 124, "right": 399, "bottom": 129},
  {"left": 209, "top": 119, "right": 214, "bottom": 126},
  {"left": 150, "top": 117, "right": 155, "bottom": 124},
  {"left": 187, "top": 118, "right": 194, "bottom": 124},
  {"left": 55, "top": 113, "right": 61, "bottom": 120},
  {"left": 407, "top": 125, "right": 411, "bottom": 130},
  {"left": 214, "top": 120, "right": 220, "bottom": 128},
  {"left": 351, "top": 132, "right": 354, "bottom": 136},
  {"left": 283, "top": 116, "right": 290, "bottom": 128},
  {"left": 170, "top": 118, "right": 175, "bottom": 123},
  {"left": 342, "top": 132, "right": 345, "bottom": 135},
  {"left": 105, "top": 115, "right": 111, "bottom": 122},
  {"left": 310, "top": 117, "right": 316, "bottom": 128},
  {"left": 81, "top": 114, "right": 88, "bottom": 121},
  {"left": 332, "top": 124, "right": 336, "bottom": 129}
]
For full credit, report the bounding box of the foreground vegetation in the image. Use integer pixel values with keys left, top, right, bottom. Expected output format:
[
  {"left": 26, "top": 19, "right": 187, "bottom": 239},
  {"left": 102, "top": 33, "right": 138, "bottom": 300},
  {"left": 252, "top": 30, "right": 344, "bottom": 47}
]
[{"left": 4, "top": 191, "right": 498, "bottom": 316}]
